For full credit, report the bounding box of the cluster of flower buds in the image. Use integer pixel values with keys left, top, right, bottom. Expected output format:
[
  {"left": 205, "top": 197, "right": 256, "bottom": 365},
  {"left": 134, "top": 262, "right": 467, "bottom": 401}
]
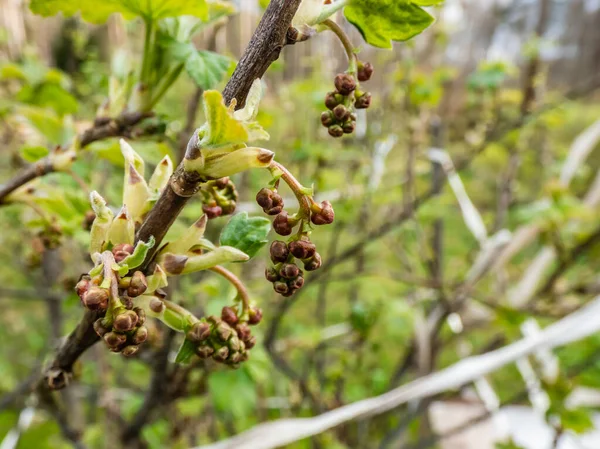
[
  {"left": 265, "top": 239, "right": 322, "bottom": 297},
  {"left": 321, "top": 61, "right": 373, "bottom": 138},
  {"left": 76, "top": 243, "right": 150, "bottom": 357},
  {"left": 187, "top": 306, "right": 262, "bottom": 367},
  {"left": 201, "top": 177, "right": 239, "bottom": 219}
]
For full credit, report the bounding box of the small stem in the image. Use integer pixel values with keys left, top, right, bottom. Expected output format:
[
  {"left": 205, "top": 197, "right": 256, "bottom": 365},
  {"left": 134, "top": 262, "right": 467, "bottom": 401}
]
[
  {"left": 146, "top": 63, "right": 185, "bottom": 111},
  {"left": 162, "top": 299, "right": 199, "bottom": 325},
  {"left": 100, "top": 251, "right": 120, "bottom": 307},
  {"left": 210, "top": 266, "right": 251, "bottom": 314},
  {"left": 140, "top": 19, "right": 154, "bottom": 87},
  {"left": 269, "top": 161, "right": 313, "bottom": 219},
  {"left": 322, "top": 18, "right": 357, "bottom": 74}
]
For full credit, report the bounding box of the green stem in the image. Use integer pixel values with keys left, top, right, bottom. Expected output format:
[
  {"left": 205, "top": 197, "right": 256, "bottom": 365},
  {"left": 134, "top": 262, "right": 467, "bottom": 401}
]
[
  {"left": 269, "top": 161, "right": 314, "bottom": 220},
  {"left": 140, "top": 19, "right": 154, "bottom": 85},
  {"left": 209, "top": 266, "right": 251, "bottom": 315},
  {"left": 315, "top": 0, "right": 349, "bottom": 24},
  {"left": 145, "top": 63, "right": 185, "bottom": 111},
  {"left": 322, "top": 18, "right": 357, "bottom": 74}
]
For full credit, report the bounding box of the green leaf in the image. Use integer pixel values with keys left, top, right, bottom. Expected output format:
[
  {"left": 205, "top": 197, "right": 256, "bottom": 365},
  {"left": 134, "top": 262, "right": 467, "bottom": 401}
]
[
  {"left": 344, "top": 0, "right": 435, "bottom": 49},
  {"left": 20, "top": 146, "right": 49, "bottom": 163},
  {"left": 219, "top": 212, "right": 271, "bottom": 259},
  {"left": 199, "top": 90, "right": 249, "bottom": 148},
  {"left": 30, "top": 0, "right": 209, "bottom": 24},
  {"left": 175, "top": 339, "right": 196, "bottom": 364},
  {"left": 120, "top": 236, "right": 156, "bottom": 270},
  {"left": 165, "top": 41, "right": 233, "bottom": 90}
]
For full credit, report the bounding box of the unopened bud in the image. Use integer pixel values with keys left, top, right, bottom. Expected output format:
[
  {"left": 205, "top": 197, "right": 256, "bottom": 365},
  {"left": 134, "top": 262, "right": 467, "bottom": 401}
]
[
  {"left": 82, "top": 287, "right": 109, "bottom": 311},
  {"left": 236, "top": 322, "right": 252, "bottom": 340},
  {"left": 215, "top": 322, "right": 234, "bottom": 342},
  {"left": 265, "top": 266, "right": 279, "bottom": 282},
  {"left": 149, "top": 297, "right": 165, "bottom": 313},
  {"left": 112, "top": 243, "right": 134, "bottom": 256},
  {"left": 196, "top": 344, "right": 214, "bottom": 359},
  {"left": 248, "top": 307, "right": 263, "bottom": 325},
  {"left": 214, "top": 177, "right": 230, "bottom": 190},
  {"left": 256, "top": 188, "right": 273, "bottom": 209},
  {"left": 93, "top": 318, "right": 110, "bottom": 337},
  {"left": 343, "top": 121, "right": 356, "bottom": 134},
  {"left": 104, "top": 331, "right": 127, "bottom": 349},
  {"left": 273, "top": 212, "right": 293, "bottom": 236},
  {"left": 221, "top": 201, "right": 236, "bottom": 216},
  {"left": 328, "top": 125, "right": 344, "bottom": 138},
  {"left": 121, "top": 345, "right": 140, "bottom": 357},
  {"left": 304, "top": 252, "right": 322, "bottom": 271},
  {"left": 334, "top": 73, "right": 356, "bottom": 95},
  {"left": 279, "top": 263, "right": 300, "bottom": 279},
  {"left": 134, "top": 307, "right": 146, "bottom": 326},
  {"left": 228, "top": 351, "right": 243, "bottom": 365},
  {"left": 289, "top": 276, "right": 305, "bottom": 290},
  {"left": 273, "top": 281, "right": 289, "bottom": 295},
  {"left": 264, "top": 192, "right": 284, "bottom": 216},
  {"left": 325, "top": 91, "right": 343, "bottom": 110},
  {"left": 213, "top": 346, "right": 229, "bottom": 362},
  {"left": 127, "top": 271, "right": 148, "bottom": 297},
  {"left": 289, "top": 240, "right": 316, "bottom": 260},
  {"left": 221, "top": 306, "right": 239, "bottom": 326},
  {"left": 270, "top": 240, "right": 289, "bottom": 263},
  {"left": 333, "top": 104, "right": 349, "bottom": 121},
  {"left": 75, "top": 277, "right": 91, "bottom": 298},
  {"left": 355, "top": 92, "right": 372, "bottom": 109},
  {"left": 202, "top": 204, "right": 222, "bottom": 219},
  {"left": 311, "top": 201, "right": 335, "bottom": 225},
  {"left": 188, "top": 321, "right": 211, "bottom": 343},
  {"left": 245, "top": 335, "right": 257, "bottom": 349},
  {"left": 228, "top": 335, "right": 242, "bottom": 352},
  {"left": 321, "top": 111, "right": 334, "bottom": 127},
  {"left": 132, "top": 326, "right": 148, "bottom": 344},
  {"left": 358, "top": 61, "right": 374, "bottom": 82},
  {"left": 113, "top": 310, "right": 139, "bottom": 332}
]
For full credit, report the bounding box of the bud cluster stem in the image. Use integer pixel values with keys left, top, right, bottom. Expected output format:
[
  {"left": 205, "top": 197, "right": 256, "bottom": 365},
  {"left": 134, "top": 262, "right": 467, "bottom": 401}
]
[
  {"left": 269, "top": 161, "right": 314, "bottom": 221},
  {"left": 322, "top": 19, "right": 358, "bottom": 75},
  {"left": 209, "top": 265, "right": 251, "bottom": 316}
]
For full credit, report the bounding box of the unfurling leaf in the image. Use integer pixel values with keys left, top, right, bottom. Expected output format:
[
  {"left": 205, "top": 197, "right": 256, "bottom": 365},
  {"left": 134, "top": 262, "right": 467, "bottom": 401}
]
[
  {"left": 108, "top": 206, "right": 135, "bottom": 247},
  {"left": 148, "top": 156, "right": 174, "bottom": 193},
  {"left": 198, "top": 147, "right": 274, "bottom": 179},
  {"left": 160, "top": 246, "right": 249, "bottom": 276},
  {"left": 175, "top": 339, "right": 197, "bottom": 364},
  {"left": 89, "top": 191, "right": 114, "bottom": 256},
  {"left": 119, "top": 236, "right": 155, "bottom": 270},
  {"left": 163, "top": 215, "right": 208, "bottom": 255},
  {"left": 220, "top": 212, "right": 271, "bottom": 259}
]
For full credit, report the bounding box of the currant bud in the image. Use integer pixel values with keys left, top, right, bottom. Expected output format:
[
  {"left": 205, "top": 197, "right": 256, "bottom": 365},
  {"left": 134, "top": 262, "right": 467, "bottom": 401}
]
[
  {"left": 273, "top": 281, "right": 289, "bottom": 295},
  {"left": 202, "top": 204, "right": 223, "bottom": 219},
  {"left": 333, "top": 104, "right": 349, "bottom": 121},
  {"left": 321, "top": 111, "right": 334, "bottom": 127},
  {"left": 149, "top": 297, "right": 165, "bottom": 313},
  {"left": 93, "top": 318, "right": 110, "bottom": 337},
  {"left": 343, "top": 121, "right": 356, "bottom": 134},
  {"left": 132, "top": 326, "right": 148, "bottom": 345},
  {"left": 289, "top": 276, "right": 305, "bottom": 290},
  {"left": 325, "top": 91, "right": 342, "bottom": 110},
  {"left": 266, "top": 193, "right": 284, "bottom": 216},
  {"left": 328, "top": 125, "right": 344, "bottom": 138},
  {"left": 248, "top": 307, "right": 263, "bottom": 325},
  {"left": 215, "top": 321, "right": 234, "bottom": 342},
  {"left": 221, "top": 306, "right": 239, "bottom": 326},
  {"left": 311, "top": 201, "right": 335, "bottom": 225},
  {"left": 304, "top": 252, "right": 322, "bottom": 271},
  {"left": 213, "top": 346, "right": 230, "bottom": 362},
  {"left": 196, "top": 344, "right": 214, "bottom": 359},
  {"left": 245, "top": 335, "right": 257, "bottom": 349},
  {"left": 265, "top": 266, "right": 280, "bottom": 283},
  {"left": 256, "top": 188, "right": 273, "bottom": 210},
  {"left": 358, "top": 61, "right": 374, "bottom": 82},
  {"left": 113, "top": 310, "right": 139, "bottom": 332},
  {"left": 134, "top": 307, "right": 146, "bottom": 326},
  {"left": 273, "top": 212, "right": 293, "bottom": 236},
  {"left": 279, "top": 263, "right": 300, "bottom": 279},
  {"left": 270, "top": 240, "right": 289, "bottom": 263},
  {"left": 236, "top": 322, "right": 252, "bottom": 340},
  {"left": 75, "top": 277, "right": 91, "bottom": 298},
  {"left": 289, "top": 240, "right": 316, "bottom": 260},
  {"left": 121, "top": 345, "right": 140, "bottom": 357},
  {"left": 214, "top": 177, "right": 230, "bottom": 190},
  {"left": 188, "top": 322, "right": 211, "bottom": 343},
  {"left": 221, "top": 201, "right": 236, "bottom": 216},
  {"left": 334, "top": 73, "right": 356, "bottom": 95},
  {"left": 355, "top": 92, "right": 372, "bottom": 109},
  {"left": 82, "top": 287, "right": 109, "bottom": 311},
  {"left": 127, "top": 271, "right": 148, "bottom": 297},
  {"left": 104, "top": 331, "right": 127, "bottom": 349}
]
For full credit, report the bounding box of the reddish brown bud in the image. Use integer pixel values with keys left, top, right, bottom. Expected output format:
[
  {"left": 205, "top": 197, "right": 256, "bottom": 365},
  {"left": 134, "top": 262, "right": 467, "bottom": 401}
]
[
  {"left": 325, "top": 91, "right": 342, "bottom": 110},
  {"left": 82, "top": 287, "right": 109, "bottom": 311},
  {"left": 214, "top": 177, "right": 230, "bottom": 189},
  {"left": 149, "top": 297, "right": 165, "bottom": 313},
  {"left": 334, "top": 73, "right": 356, "bottom": 95},
  {"left": 358, "top": 61, "right": 374, "bottom": 82},
  {"left": 311, "top": 201, "right": 335, "bottom": 226},
  {"left": 273, "top": 281, "right": 289, "bottom": 295},
  {"left": 279, "top": 263, "right": 300, "bottom": 279},
  {"left": 328, "top": 125, "right": 344, "bottom": 138},
  {"left": 75, "top": 277, "right": 91, "bottom": 298},
  {"left": 245, "top": 335, "right": 257, "bottom": 349},
  {"left": 270, "top": 240, "right": 289, "bottom": 263},
  {"left": 215, "top": 322, "right": 234, "bottom": 342},
  {"left": 132, "top": 326, "right": 148, "bottom": 344},
  {"left": 236, "top": 322, "right": 252, "bottom": 340},
  {"left": 248, "top": 307, "right": 263, "bottom": 325},
  {"left": 93, "top": 318, "right": 110, "bottom": 337},
  {"left": 265, "top": 266, "right": 280, "bottom": 282},
  {"left": 196, "top": 344, "right": 214, "bottom": 359},
  {"left": 127, "top": 271, "right": 147, "bottom": 297},
  {"left": 104, "top": 331, "right": 127, "bottom": 349},
  {"left": 213, "top": 346, "right": 229, "bottom": 362},
  {"left": 256, "top": 188, "right": 273, "bottom": 209},
  {"left": 202, "top": 204, "right": 223, "bottom": 219},
  {"left": 266, "top": 193, "right": 284, "bottom": 216},
  {"left": 188, "top": 322, "right": 211, "bottom": 343},
  {"left": 221, "top": 306, "right": 239, "bottom": 326},
  {"left": 273, "top": 212, "right": 293, "bottom": 236},
  {"left": 355, "top": 92, "right": 372, "bottom": 109},
  {"left": 121, "top": 345, "right": 140, "bottom": 357},
  {"left": 304, "top": 252, "right": 322, "bottom": 271},
  {"left": 321, "top": 111, "right": 334, "bottom": 127},
  {"left": 112, "top": 243, "right": 134, "bottom": 262},
  {"left": 333, "top": 104, "right": 349, "bottom": 121},
  {"left": 134, "top": 307, "right": 146, "bottom": 326},
  {"left": 289, "top": 240, "right": 316, "bottom": 260},
  {"left": 289, "top": 276, "right": 305, "bottom": 290},
  {"left": 113, "top": 310, "right": 139, "bottom": 332},
  {"left": 343, "top": 121, "right": 356, "bottom": 134}
]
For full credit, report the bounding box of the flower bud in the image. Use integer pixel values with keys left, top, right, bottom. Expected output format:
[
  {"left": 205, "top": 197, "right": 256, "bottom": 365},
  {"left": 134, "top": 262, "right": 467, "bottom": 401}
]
[
  {"left": 334, "top": 73, "right": 356, "bottom": 95},
  {"left": 149, "top": 297, "right": 165, "bottom": 313},
  {"left": 113, "top": 310, "right": 139, "bottom": 332},
  {"left": 248, "top": 307, "right": 263, "bottom": 325},
  {"left": 132, "top": 326, "right": 148, "bottom": 344},
  {"left": 104, "top": 331, "right": 127, "bottom": 349},
  {"left": 304, "top": 252, "right": 322, "bottom": 271},
  {"left": 75, "top": 277, "right": 91, "bottom": 298},
  {"left": 112, "top": 243, "right": 134, "bottom": 257},
  {"left": 245, "top": 335, "right": 257, "bottom": 349},
  {"left": 220, "top": 201, "right": 236, "bottom": 216},
  {"left": 236, "top": 322, "right": 252, "bottom": 340},
  {"left": 256, "top": 188, "right": 273, "bottom": 209},
  {"left": 311, "top": 201, "right": 335, "bottom": 225},
  {"left": 270, "top": 240, "right": 289, "bottom": 263},
  {"left": 134, "top": 307, "right": 146, "bottom": 326},
  {"left": 358, "top": 61, "right": 374, "bottom": 82},
  {"left": 289, "top": 240, "right": 316, "bottom": 260},
  {"left": 127, "top": 271, "right": 148, "bottom": 297},
  {"left": 265, "top": 266, "right": 280, "bottom": 283},
  {"left": 328, "top": 125, "right": 344, "bottom": 138},
  {"left": 202, "top": 204, "right": 223, "bottom": 219},
  {"left": 214, "top": 177, "right": 230, "bottom": 190},
  {"left": 279, "top": 263, "right": 300, "bottom": 279},
  {"left": 355, "top": 92, "right": 372, "bottom": 109},
  {"left": 325, "top": 91, "right": 342, "bottom": 110},
  {"left": 213, "top": 346, "right": 229, "bottom": 362},
  {"left": 289, "top": 276, "right": 305, "bottom": 290},
  {"left": 188, "top": 322, "right": 211, "bottom": 343},
  {"left": 321, "top": 111, "right": 334, "bottom": 127},
  {"left": 265, "top": 193, "right": 284, "bottom": 216},
  {"left": 273, "top": 212, "right": 293, "bottom": 236},
  {"left": 82, "top": 287, "right": 109, "bottom": 311},
  {"left": 215, "top": 321, "right": 234, "bottom": 342},
  {"left": 93, "top": 318, "right": 110, "bottom": 337},
  {"left": 273, "top": 281, "right": 289, "bottom": 295},
  {"left": 333, "top": 104, "right": 349, "bottom": 121},
  {"left": 228, "top": 335, "right": 242, "bottom": 352},
  {"left": 343, "top": 121, "right": 356, "bottom": 134},
  {"left": 121, "top": 345, "right": 140, "bottom": 357},
  {"left": 228, "top": 351, "right": 243, "bottom": 365},
  {"left": 221, "top": 306, "right": 239, "bottom": 326},
  {"left": 196, "top": 344, "right": 214, "bottom": 359}
]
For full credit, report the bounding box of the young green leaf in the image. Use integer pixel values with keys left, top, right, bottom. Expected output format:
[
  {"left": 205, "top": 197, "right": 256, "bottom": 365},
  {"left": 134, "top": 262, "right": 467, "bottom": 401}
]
[
  {"left": 219, "top": 212, "right": 271, "bottom": 259},
  {"left": 119, "top": 236, "right": 155, "bottom": 270},
  {"left": 175, "top": 339, "right": 197, "bottom": 364},
  {"left": 20, "top": 146, "right": 49, "bottom": 163},
  {"left": 344, "top": 0, "right": 435, "bottom": 49},
  {"left": 199, "top": 90, "right": 249, "bottom": 149}
]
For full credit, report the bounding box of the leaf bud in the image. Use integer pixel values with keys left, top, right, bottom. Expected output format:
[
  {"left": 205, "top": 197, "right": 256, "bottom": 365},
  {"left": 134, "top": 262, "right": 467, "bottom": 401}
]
[
  {"left": 127, "top": 271, "right": 148, "bottom": 297},
  {"left": 221, "top": 306, "right": 239, "bottom": 326},
  {"left": 187, "top": 321, "right": 211, "bottom": 343},
  {"left": 289, "top": 240, "right": 316, "bottom": 260},
  {"left": 334, "top": 73, "right": 356, "bottom": 95},
  {"left": 270, "top": 240, "right": 289, "bottom": 263}
]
